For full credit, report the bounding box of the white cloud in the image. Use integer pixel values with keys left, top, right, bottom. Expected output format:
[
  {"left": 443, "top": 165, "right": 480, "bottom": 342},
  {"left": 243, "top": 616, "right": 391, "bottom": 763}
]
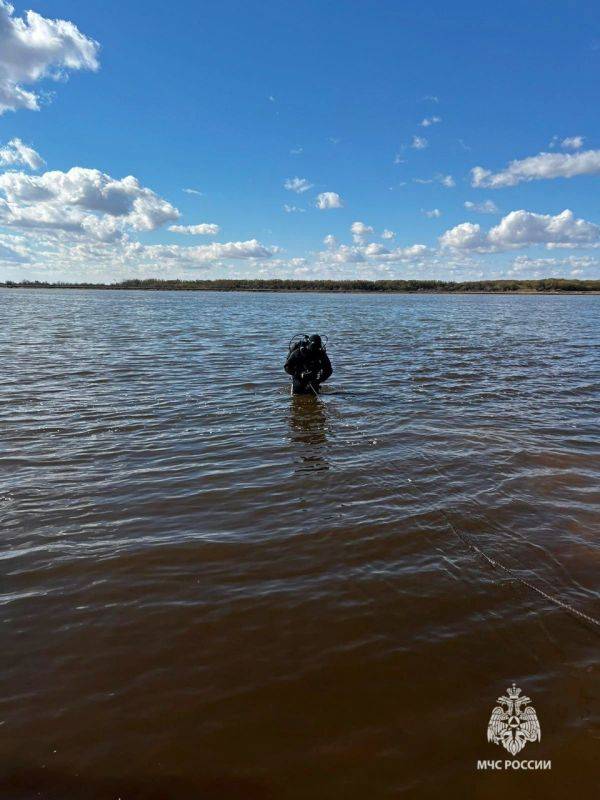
[
  {"left": 393, "top": 154, "right": 406, "bottom": 165},
  {"left": 0, "top": 138, "right": 44, "bottom": 169},
  {"left": 283, "top": 204, "right": 305, "bottom": 213},
  {"left": 0, "top": 166, "right": 179, "bottom": 240},
  {"left": 439, "top": 222, "right": 488, "bottom": 251},
  {"left": 422, "top": 95, "right": 439, "bottom": 103},
  {"left": 464, "top": 200, "right": 499, "bottom": 214},
  {"left": 381, "top": 229, "right": 395, "bottom": 240},
  {"left": 413, "top": 173, "right": 454, "bottom": 188},
  {"left": 510, "top": 254, "right": 598, "bottom": 274},
  {"left": 471, "top": 149, "right": 600, "bottom": 188},
  {"left": 284, "top": 176, "right": 313, "bottom": 193},
  {"left": 169, "top": 223, "right": 220, "bottom": 235},
  {"left": 290, "top": 147, "right": 303, "bottom": 155},
  {"left": 550, "top": 135, "right": 585, "bottom": 151},
  {"left": 0, "top": 239, "right": 28, "bottom": 262},
  {"left": 0, "top": 199, "right": 105, "bottom": 237},
  {"left": 423, "top": 208, "right": 442, "bottom": 218},
  {"left": 316, "top": 240, "right": 428, "bottom": 266},
  {"left": 0, "top": 0, "right": 99, "bottom": 114},
  {"left": 489, "top": 209, "right": 599, "bottom": 249},
  {"left": 183, "top": 188, "right": 203, "bottom": 196},
  {"left": 0, "top": 232, "right": 280, "bottom": 281},
  {"left": 107, "top": 239, "right": 277, "bottom": 266},
  {"left": 320, "top": 244, "right": 366, "bottom": 263},
  {"left": 168, "top": 239, "right": 274, "bottom": 261},
  {"left": 350, "top": 220, "right": 373, "bottom": 243},
  {"left": 372, "top": 243, "right": 428, "bottom": 260},
  {"left": 411, "top": 135, "right": 428, "bottom": 150},
  {"left": 440, "top": 209, "right": 600, "bottom": 252},
  {"left": 420, "top": 116, "right": 441, "bottom": 127},
  {"left": 363, "top": 243, "right": 389, "bottom": 256},
  {"left": 561, "top": 136, "right": 584, "bottom": 150},
  {"left": 323, "top": 234, "right": 337, "bottom": 248},
  {"left": 316, "top": 191, "right": 343, "bottom": 210},
  {"left": 396, "top": 244, "right": 428, "bottom": 259}
]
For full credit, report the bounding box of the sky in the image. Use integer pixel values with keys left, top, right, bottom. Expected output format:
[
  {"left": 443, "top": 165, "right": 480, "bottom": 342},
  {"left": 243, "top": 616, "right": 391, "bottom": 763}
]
[{"left": 0, "top": 0, "right": 600, "bottom": 283}]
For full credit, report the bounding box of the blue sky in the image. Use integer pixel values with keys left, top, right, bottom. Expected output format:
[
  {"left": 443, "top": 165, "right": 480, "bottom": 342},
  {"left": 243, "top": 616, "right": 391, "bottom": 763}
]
[{"left": 1, "top": 0, "right": 599, "bottom": 282}]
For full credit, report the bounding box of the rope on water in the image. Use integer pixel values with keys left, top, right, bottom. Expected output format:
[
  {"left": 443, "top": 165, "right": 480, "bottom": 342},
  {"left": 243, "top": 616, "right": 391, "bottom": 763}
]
[
  {"left": 417, "top": 452, "right": 600, "bottom": 632},
  {"left": 439, "top": 507, "right": 600, "bottom": 631}
]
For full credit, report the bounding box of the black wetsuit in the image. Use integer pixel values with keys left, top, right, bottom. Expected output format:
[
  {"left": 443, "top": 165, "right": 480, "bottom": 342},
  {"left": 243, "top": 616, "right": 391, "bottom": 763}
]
[{"left": 284, "top": 342, "right": 332, "bottom": 394}]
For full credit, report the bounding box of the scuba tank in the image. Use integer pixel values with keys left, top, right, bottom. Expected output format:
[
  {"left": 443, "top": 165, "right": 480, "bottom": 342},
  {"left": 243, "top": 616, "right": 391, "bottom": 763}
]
[
  {"left": 287, "top": 333, "right": 328, "bottom": 353},
  {"left": 286, "top": 334, "right": 329, "bottom": 395}
]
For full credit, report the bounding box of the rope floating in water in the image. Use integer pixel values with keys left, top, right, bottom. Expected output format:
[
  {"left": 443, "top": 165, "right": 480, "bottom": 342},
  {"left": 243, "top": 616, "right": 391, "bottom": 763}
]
[{"left": 440, "top": 508, "right": 600, "bottom": 631}]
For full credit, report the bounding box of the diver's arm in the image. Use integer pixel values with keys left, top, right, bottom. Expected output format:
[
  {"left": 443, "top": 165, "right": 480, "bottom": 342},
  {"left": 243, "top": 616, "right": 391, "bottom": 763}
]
[
  {"left": 319, "top": 352, "right": 332, "bottom": 382},
  {"left": 284, "top": 349, "right": 301, "bottom": 376}
]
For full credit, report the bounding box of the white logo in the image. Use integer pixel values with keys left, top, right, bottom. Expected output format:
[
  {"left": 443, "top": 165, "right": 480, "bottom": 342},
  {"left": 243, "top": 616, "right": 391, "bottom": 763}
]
[{"left": 487, "top": 684, "right": 541, "bottom": 756}]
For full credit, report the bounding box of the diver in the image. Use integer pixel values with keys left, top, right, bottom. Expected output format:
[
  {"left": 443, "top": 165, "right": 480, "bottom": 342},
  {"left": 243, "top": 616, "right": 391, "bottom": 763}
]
[{"left": 284, "top": 334, "right": 332, "bottom": 395}]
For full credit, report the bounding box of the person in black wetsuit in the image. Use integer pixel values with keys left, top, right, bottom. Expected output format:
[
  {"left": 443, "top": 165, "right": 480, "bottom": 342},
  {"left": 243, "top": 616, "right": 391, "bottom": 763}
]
[{"left": 284, "top": 334, "right": 332, "bottom": 395}]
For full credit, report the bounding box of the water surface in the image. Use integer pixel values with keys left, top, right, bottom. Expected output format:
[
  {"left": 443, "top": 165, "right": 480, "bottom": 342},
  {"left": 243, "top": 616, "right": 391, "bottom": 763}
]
[{"left": 1, "top": 290, "right": 598, "bottom": 799}]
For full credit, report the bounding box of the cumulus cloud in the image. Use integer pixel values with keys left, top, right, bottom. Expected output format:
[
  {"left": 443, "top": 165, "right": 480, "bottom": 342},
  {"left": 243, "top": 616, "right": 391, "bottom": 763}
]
[
  {"left": 0, "top": 167, "right": 180, "bottom": 240},
  {"left": 106, "top": 239, "right": 277, "bottom": 267},
  {"left": 283, "top": 203, "right": 305, "bottom": 213},
  {"left": 381, "top": 229, "right": 395, "bottom": 240},
  {"left": 488, "top": 209, "right": 599, "bottom": 249},
  {"left": 284, "top": 176, "right": 313, "bottom": 193},
  {"left": 317, "top": 240, "right": 428, "bottom": 266},
  {"left": 411, "top": 135, "right": 428, "bottom": 150},
  {"left": 440, "top": 209, "right": 600, "bottom": 252},
  {"left": 0, "top": 232, "right": 280, "bottom": 281},
  {"left": 550, "top": 135, "right": 585, "bottom": 151},
  {"left": 159, "top": 239, "right": 275, "bottom": 262},
  {"left": 0, "top": 0, "right": 99, "bottom": 114},
  {"left": 316, "top": 191, "right": 343, "bottom": 209},
  {"left": 439, "top": 222, "right": 488, "bottom": 251},
  {"left": 561, "top": 136, "right": 584, "bottom": 150},
  {"left": 363, "top": 243, "right": 389, "bottom": 256},
  {"left": 0, "top": 138, "right": 44, "bottom": 169},
  {"left": 323, "top": 234, "right": 337, "bottom": 248},
  {"left": 423, "top": 208, "right": 441, "bottom": 218},
  {"left": 324, "top": 244, "right": 366, "bottom": 263},
  {"left": 169, "top": 223, "right": 220, "bottom": 235},
  {"left": 420, "top": 116, "right": 441, "bottom": 127},
  {"left": 510, "top": 254, "right": 597, "bottom": 273},
  {"left": 471, "top": 149, "right": 600, "bottom": 188},
  {"left": 464, "top": 199, "right": 499, "bottom": 214},
  {"left": 350, "top": 220, "right": 373, "bottom": 243}
]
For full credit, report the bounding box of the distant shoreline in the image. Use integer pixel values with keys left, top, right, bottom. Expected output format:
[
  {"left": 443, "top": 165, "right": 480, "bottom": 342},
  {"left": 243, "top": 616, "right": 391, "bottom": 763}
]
[{"left": 1, "top": 278, "right": 599, "bottom": 294}]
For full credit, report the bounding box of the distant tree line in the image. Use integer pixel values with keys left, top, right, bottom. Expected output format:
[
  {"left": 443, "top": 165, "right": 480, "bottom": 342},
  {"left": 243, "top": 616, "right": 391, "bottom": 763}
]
[{"left": 1, "top": 278, "right": 599, "bottom": 293}]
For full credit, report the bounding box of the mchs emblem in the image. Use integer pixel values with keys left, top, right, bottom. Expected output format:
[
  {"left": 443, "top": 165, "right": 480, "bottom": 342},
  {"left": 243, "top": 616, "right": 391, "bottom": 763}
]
[{"left": 487, "top": 684, "right": 541, "bottom": 756}]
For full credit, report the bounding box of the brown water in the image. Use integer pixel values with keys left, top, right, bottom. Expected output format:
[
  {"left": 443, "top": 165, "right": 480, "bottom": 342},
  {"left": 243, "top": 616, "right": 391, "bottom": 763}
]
[{"left": 1, "top": 289, "right": 599, "bottom": 799}]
